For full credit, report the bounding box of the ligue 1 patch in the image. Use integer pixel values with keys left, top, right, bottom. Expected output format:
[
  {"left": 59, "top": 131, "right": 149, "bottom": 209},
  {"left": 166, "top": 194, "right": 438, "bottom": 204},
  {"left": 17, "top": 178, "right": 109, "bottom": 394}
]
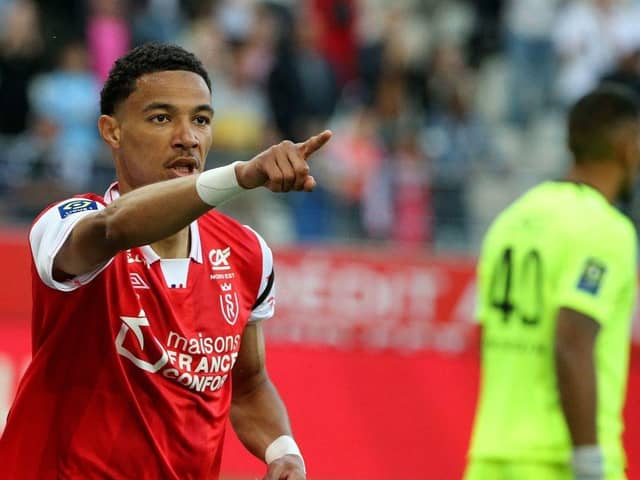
[
  {"left": 577, "top": 258, "right": 607, "bottom": 295},
  {"left": 58, "top": 199, "right": 98, "bottom": 219}
]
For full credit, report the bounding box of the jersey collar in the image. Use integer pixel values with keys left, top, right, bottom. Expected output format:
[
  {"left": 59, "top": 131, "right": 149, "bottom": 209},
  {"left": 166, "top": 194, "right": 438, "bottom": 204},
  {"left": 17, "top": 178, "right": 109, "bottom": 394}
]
[{"left": 103, "top": 182, "right": 203, "bottom": 265}]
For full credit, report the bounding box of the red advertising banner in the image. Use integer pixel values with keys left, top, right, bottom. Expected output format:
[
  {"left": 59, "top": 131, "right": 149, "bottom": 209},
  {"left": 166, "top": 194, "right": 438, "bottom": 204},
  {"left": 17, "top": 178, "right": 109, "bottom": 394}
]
[
  {"left": 0, "top": 234, "right": 638, "bottom": 479},
  {"left": 265, "top": 248, "right": 479, "bottom": 353}
]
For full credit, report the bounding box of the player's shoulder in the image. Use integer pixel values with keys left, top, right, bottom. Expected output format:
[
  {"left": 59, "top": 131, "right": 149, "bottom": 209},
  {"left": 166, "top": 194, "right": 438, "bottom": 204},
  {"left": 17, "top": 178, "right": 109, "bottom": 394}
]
[
  {"left": 599, "top": 206, "right": 636, "bottom": 240},
  {"left": 569, "top": 189, "right": 635, "bottom": 245},
  {"left": 551, "top": 183, "right": 636, "bottom": 254},
  {"left": 583, "top": 208, "right": 637, "bottom": 256}
]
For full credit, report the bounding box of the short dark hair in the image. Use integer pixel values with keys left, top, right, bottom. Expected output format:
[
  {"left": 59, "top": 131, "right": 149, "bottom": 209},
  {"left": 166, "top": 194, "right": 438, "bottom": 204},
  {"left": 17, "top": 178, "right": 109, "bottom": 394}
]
[
  {"left": 100, "top": 43, "right": 211, "bottom": 115},
  {"left": 568, "top": 84, "right": 640, "bottom": 163}
]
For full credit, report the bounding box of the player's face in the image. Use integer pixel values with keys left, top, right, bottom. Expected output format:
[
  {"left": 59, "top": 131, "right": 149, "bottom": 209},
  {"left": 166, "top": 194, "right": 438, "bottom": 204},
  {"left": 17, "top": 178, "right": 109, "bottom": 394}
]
[{"left": 107, "top": 70, "right": 213, "bottom": 193}]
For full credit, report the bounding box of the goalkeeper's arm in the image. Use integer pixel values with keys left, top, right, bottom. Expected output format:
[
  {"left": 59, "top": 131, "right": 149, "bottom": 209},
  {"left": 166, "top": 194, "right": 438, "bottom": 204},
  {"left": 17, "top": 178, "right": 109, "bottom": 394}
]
[{"left": 555, "top": 307, "right": 602, "bottom": 480}]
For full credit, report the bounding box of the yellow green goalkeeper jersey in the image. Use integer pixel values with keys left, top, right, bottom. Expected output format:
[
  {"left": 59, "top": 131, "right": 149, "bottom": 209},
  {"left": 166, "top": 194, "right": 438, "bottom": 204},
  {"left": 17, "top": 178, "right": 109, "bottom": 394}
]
[{"left": 468, "top": 181, "right": 637, "bottom": 469}]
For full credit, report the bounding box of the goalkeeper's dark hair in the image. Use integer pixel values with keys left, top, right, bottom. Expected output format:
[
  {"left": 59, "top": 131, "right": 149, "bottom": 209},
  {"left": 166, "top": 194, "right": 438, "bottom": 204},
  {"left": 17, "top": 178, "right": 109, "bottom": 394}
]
[
  {"left": 568, "top": 84, "right": 640, "bottom": 164},
  {"left": 100, "top": 43, "right": 211, "bottom": 115}
]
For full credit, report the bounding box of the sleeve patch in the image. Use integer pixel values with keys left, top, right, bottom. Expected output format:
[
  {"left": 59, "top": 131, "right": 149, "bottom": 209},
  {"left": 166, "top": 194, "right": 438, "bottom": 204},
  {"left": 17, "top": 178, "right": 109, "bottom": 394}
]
[
  {"left": 577, "top": 258, "right": 607, "bottom": 295},
  {"left": 58, "top": 199, "right": 98, "bottom": 219}
]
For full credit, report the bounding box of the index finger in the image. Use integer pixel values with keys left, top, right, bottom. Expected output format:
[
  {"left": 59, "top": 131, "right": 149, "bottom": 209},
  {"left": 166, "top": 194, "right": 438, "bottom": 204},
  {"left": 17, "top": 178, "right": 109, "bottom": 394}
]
[{"left": 297, "top": 129, "right": 332, "bottom": 158}]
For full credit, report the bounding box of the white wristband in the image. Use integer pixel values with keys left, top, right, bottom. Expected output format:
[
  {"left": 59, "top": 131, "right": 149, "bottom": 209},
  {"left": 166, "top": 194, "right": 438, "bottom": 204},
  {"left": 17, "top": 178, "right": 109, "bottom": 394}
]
[
  {"left": 265, "top": 435, "right": 305, "bottom": 472},
  {"left": 572, "top": 445, "right": 603, "bottom": 478},
  {"left": 195, "top": 162, "right": 244, "bottom": 206}
]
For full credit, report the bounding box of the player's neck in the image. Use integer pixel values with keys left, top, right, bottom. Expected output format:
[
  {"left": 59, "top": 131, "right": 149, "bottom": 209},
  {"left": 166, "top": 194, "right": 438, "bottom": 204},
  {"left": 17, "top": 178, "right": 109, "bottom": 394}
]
[
  {"left": 151, "top": 227, "right": 190, "bottom": 259},
  {"left": 565, "top": 162, "right": 621, "bottom": 204}
]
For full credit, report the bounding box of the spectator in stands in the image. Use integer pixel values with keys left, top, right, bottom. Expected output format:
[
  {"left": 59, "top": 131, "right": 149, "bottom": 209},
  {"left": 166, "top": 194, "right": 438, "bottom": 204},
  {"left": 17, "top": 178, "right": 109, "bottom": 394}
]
[
  {"left": 325, "top": 107, "right": 385, "bottom": 239},
  {"left": 312, "top": 0, "right": 358, "bottom": 86},
  {"left": 179, "top": 9, "right": 228, "bottom": 83},
  {"left": 28, "top": 40, "right": 101, "bottom": 191},
  {"left": 268, "top": 4, "right": 338, "bottom": 143},
  {"left": 502, "top": 0, "right": 561, "bottom": 128},
  {"left": 466, "top": 0, "right": 504, "bottom": 67},
  {"left": 87, "top": 0, "right": 131, "bottom": 83},
  {"left": 0, "top": 0, "right": 44, "bottom": 137},
  {"left": 390, "top": 130, "right": 432, "bottom": 246},
  {"left": 423, "top": 42, "right": 494, "bottom": 249},
  {"left": 552, "top": 0, "right": 640, "bottom": 106},
  {"left": 33, "top": 0, "right": 86, "bottom": 50},
  {"left": 600, "top": 15, "right": 640, "bottom": 98},
  {"left": 266, "top": 4, "right": 340, "bottom": 240},
  {"left": 363, "top": 128, "right": 432, "bottom": 246},
  {"left": 210, "top": 38, "right": 271, "bottom": 154},
  {"left": 131, "top": 0, "right": 184, "bottom": 46},
  {"left": 0, "top": 0, "right": 45, "bottom": 199},
  {"left": 357, "top": 4, "right": 425, "bottom": 111}
]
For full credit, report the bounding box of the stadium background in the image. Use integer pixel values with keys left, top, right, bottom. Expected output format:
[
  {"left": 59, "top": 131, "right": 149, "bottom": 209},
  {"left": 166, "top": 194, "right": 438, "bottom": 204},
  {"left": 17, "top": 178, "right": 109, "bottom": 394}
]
[{"left": 1, "top": 0, "right": 640, "bottom": 478}]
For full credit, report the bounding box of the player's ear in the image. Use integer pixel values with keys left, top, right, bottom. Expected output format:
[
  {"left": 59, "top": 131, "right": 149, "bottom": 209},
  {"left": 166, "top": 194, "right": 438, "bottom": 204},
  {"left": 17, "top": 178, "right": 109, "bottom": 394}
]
[
  {"left": 611, "top": 124, "right": 634, "bottom": 171},
  {"left": 98, "top": 115, "right": 121, "bottom": 148},
  {"left": 621, "top": 125, "right": 640, "bottom": 171}
]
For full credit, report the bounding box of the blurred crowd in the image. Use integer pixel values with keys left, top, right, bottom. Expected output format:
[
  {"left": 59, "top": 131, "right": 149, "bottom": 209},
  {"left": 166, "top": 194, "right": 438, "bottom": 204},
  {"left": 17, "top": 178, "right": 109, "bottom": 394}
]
[{"left": 2, "top": 0, "right": 640, "bottom": 251}]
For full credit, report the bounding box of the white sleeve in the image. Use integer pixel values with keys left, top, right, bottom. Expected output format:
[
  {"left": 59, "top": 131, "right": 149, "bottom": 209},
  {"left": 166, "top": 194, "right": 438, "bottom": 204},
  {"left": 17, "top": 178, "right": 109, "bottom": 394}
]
[
  {"left": 243, "top": 226, "right": 276, "bottom": 322},
  {"left": 30, "top": 198, "right": 113, "bottom": 292}
]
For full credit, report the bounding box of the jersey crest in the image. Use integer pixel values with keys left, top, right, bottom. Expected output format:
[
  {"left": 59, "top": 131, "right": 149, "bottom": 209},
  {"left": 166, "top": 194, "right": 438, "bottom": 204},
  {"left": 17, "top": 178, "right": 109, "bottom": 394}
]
[{"left": 577, "top": 258, "right": 606, "bottom": 295}]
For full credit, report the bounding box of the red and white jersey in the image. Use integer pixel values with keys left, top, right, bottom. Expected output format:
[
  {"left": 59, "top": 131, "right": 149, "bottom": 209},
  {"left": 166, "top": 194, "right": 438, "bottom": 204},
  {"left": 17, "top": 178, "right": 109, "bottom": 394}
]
[{"left": 0, "top": 183, "right": 275, "bottom": 479}]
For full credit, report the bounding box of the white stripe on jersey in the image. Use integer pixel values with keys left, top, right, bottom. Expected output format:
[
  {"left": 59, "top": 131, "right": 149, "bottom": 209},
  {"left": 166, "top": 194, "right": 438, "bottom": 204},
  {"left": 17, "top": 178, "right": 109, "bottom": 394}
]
[{"left": 243, "top": 225, "right": 276, "bottom": 322}]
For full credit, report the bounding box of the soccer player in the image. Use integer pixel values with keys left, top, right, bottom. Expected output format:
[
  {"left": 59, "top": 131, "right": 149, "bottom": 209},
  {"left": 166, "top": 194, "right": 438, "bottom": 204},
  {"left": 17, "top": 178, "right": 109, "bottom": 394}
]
[
  {"left": 465, "top": 85, "right": 640, "bottom": 480},
  {"left": 0, "top": 43, "right": 328, "bottom": 479}
]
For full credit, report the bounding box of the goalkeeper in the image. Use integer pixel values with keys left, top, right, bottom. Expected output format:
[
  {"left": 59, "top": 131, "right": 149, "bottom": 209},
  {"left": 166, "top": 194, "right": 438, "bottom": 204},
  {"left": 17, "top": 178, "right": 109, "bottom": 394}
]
[{"left": 465, "top": 85, "right": 639, "bottom": 480}]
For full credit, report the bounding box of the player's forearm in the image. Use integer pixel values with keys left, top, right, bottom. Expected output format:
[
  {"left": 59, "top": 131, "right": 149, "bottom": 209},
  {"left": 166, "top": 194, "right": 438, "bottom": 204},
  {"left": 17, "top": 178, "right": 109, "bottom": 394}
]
[
  {"left": 230, "top": 374, "right": 294, "bottom": 460},
  {"left": 555, "top": 345, "right": 598, "bottom": 445}
]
